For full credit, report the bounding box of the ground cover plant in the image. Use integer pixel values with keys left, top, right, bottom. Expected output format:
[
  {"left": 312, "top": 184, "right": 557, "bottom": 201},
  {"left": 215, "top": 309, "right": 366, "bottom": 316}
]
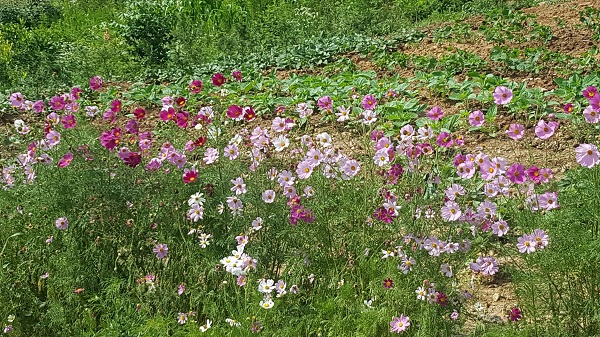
[{"left": 2, "top": 0, "right": 600, "bottom": 336}]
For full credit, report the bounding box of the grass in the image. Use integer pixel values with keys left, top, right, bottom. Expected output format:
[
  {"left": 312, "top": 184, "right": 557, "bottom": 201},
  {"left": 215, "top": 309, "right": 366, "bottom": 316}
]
[{"left": 2, "top": 0, "right": 600, "bottom": 336}]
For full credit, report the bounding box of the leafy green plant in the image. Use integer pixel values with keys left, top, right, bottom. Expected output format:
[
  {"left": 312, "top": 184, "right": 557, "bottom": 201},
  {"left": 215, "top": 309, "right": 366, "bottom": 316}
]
[{"left": 580, "top": 7, "right": 600, "bottom": 41}]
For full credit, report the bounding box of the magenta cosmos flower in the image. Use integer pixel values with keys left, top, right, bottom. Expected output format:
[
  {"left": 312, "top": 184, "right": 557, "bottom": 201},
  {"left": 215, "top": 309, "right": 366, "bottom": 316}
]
[
  {"left": 90, "top": 76, "right": 103, "bottom": 91},
  {"left": 575, "top": 144, "right": 600, "bottom": 168},
  {"left": 426, "top": 106, "right": 444, "bottom": 121},
  {"left": 383, "top": 278, "right": 394, "bottom": 289},
  {"left": 55, "top": 217, "right": 69, "bottom": 230},
  {"left": 189, "top": 79, "right": 202, "bottom": 94},
  {"left": 507, "top": 163, "right": 526, "bottom": 184},
  {"left": 49, "top": 95, "right": 65, "bottom": 110},
  {"left": 317, "top": 96, "right": 333, "bottom": 112},
  {"left": 57, "top": 152, "right": 73, "bottom": 168},
  {"left": 227, "top": 105, "right": 243, "bottom": 120},
  {"left": 182, "top": 168, "right": 198, "bottom": 184},
  {"left": 506, "top": 123, "right": 525, "bottom": 140},
  {"left": 390, "top": 314, "right": 410, "bottom": 333},
  {"left": 563, "top": 103, "right": 574, "bottom": 114},
  {"left": 61, "top": 114, "right": 77, "bottom": 129},
  {"left": 582, "top": 86, "right": 598, "bottom": 100},
  {"left": 110, "top": 99, "right": 122, "bottom": 113},
  {"left": 232, "top": 70, "right": 243, "bottom": 82},
  {"left": 436, "top": 132, "right": 453, "bottom": 147},
  {"left": 361, "top": 95, "right": 377, "bottom": 110},
  {"left": 468, "top": 110, "right": 484, "bottom": 127},
  {"left": 212, "top": 73, "right": 226, "bottom": 86},
  {"left": 133, "top": 107, "right": 146, "bottom": 119},
  {"left": 509, "top": 307, "right": 522, "bottom": 321},
  {"left": 493, "top": 86, "right": 513, "bottom": 105},
  {"left": 153, "top": 243, "right": 168, "bottom": 259}
]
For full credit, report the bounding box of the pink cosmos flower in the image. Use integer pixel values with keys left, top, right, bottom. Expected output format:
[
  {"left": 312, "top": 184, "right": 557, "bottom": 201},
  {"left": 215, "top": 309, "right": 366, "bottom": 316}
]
[
  {"left": 57, "top": 152, "right": 73, "bottom": 168},
  {"left": 55, "top": 217, "right": 69, "bottom": 230},
  {"left": 230, "top": 177, "right": 247, "bottom": 195},
  {"left": 342, "top": 159, "right": 360, "bottom": 177},
  {"left": 468, "top": 110, "right": 484, "bottom": 127},
  {"left": 390, "top": 314, "right": 410, "bottom": 333},
  {"left": 125, "top": 119, "right": 139, "bottom": 135},
  {"left": 507, "top": 163, "right": 526, "bottom": 184},
  {"left": 212, "top": 73, "right": 226, "bottom": 86},
  {"left": 61, "top": 114, "right": 77, "bottom": 129},
  {"left": 582, "top": 86, "right": 598, "bottom": 100},
  {"left": 506, "top": 123, "right": 525, "bottom": 140},
  {"left": 123, "top": 152, "right": 141, "bottom": 168},
  {"left": 517, "top": 234, "right": 536, "bottom": 254},
  {"left": 317, "top": 96, "right": 333, "bottom": 112},
  {"left": 493, "top": 86, "right": 513, "bottom": 105},
  {"left": 46, "top": 130, "right": 61, "bottom": 148},
  {"left": 445, "top": 183, "right": 465, "bottom": 200},
  {"left": 426, "top": 106, "right": 444, "bottom": 121},
  {"left": 591, "top": 95, "right": 600, "bottom": 111},
  {"left": 71, "top": 87, "right": 82, "bottom": 99},
  {"left": 296, "top": 161, "right": 314, "bottom": 179},
  {"left": 436, "top": 132, "right": 453, "bottom": 147},
  {"left": 9, "top": 92, "right": 24, "bottom": 108},
  {"left": 90, "top": 76, "right": 103, "bottom": 91},
  {"left": 534, "top": 119, "right": 557, "bottom": 139},
  {"left": 189, "top": 80, "right": 202, "bottom": 93},
  {"left": 532, "top": 229, "right": 549, "bottom": 249},
  {"left": 583, "top": 106, "right": 600, "bottom": 123},
  {"left": 261, "top": 190, "right": 276, "bottom": 203},
  {"left": 100, "top": 128, "right": 121, "bottom": 151},
  {"left": 159, "top": 107, "right": 176, "bottom": 121},
  {"left": 575, "top": 144, "right": 599, "bottom": 168},
  {"left": 178, "top": 283, "right": 185, "bottom": 296},
  {"left": 361, "top": 95, "right": 377, "bottom": 110},
  {"left": 161, "top": 96, "right": 174, "bottom": 106},
  {"left": 203, "top": 148, "right": 219, "bottom": 164},
  {"left": 491, "top": 220, "right": 509, "bottom": 237},
  {"left": 456, "top": 161, "right": 476, "bottom": 179},
  {"left": 538, "top": 191, "right": 559, "bottom": 210},
  {"left": 362, "top": 110, "right": 377, "bottom": 124},
  {"left": 49, "top": 95, "right": 65, "bottom": 110},
  {"left": 153, "top": 243, "right": 168, "bottom": 259},
  {"left": 441, "top": 201, "right": 461, "bottom": 221},
  {"left": 175, "top": 96, "right": 187, "bottom": 108},
  {"left": 479, "top": 161, "right": 498, "bottom": 180},
  {"left": 33, "top": 100, "right": 45, "bottom": 113},
  {"left": 223, "top": 144, "right": 239, "bottom": 160},
  {"left": 470, "top": 256, "right": 499, "bottom": 276},
  {"left": 527, "top": 166, "right": 542, "bottom": 184},
  {"left": 182, "top": 168, "right": 198, "bottom": 184}
]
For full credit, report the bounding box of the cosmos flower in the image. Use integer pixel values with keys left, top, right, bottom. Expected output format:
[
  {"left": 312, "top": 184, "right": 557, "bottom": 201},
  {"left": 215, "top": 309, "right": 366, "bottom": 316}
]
[
  {"left": 390, "top": 315, "right": 410, "bottom": 333},
  {"left": 153, "top": 244, "right": 168, "bottom": 259},
  {"left": 493, "top": 86, "right": 513, "bottom": 105}
]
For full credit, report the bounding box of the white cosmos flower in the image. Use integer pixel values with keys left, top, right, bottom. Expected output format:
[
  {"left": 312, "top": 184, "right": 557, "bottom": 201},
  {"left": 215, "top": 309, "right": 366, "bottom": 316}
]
[
  {"left": 273, "top": 135, "right": 290, "bottom": 152},
  {"left": 259, "top": 298, "right": 274, "bottom": 309}
]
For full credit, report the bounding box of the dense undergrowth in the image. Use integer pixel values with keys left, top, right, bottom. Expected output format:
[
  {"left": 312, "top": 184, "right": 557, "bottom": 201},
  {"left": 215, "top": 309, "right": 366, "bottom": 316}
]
[
  {"left": 0, "top": 0, "right": 542, "bottom": 96},
  {"left": 2, "top": 0, "right": 600, "bottom": 336}
]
